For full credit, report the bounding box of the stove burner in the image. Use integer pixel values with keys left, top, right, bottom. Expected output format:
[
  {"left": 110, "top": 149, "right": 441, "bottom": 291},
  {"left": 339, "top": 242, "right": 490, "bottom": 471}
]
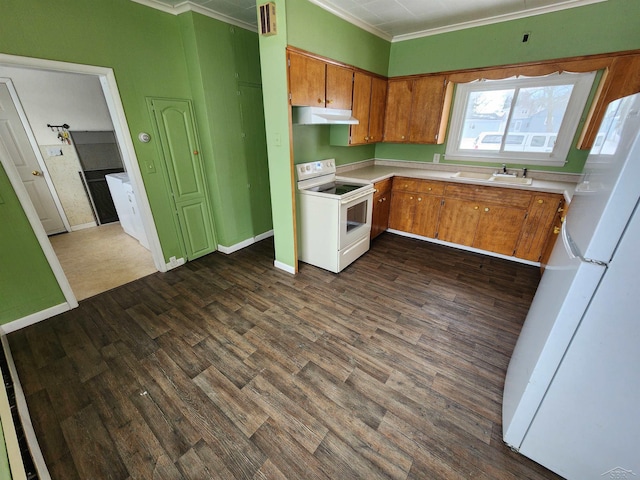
[{"left": 308, "top": 182, "right": 364, "bottom": 195}]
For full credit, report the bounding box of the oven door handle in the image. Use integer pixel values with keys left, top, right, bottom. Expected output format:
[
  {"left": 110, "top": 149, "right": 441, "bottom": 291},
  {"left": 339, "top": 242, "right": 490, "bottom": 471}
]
[{"left": 340, "top": 188, "right": 374, "bottom": 205}]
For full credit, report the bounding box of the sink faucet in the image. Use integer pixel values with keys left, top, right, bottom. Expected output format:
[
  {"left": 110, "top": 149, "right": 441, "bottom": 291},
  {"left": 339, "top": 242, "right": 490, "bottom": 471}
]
[
  {"left": 522, "top": 168, "right": 528, "bottom": 178},
  {"left": 502, "top": 163, "right": 507, "bottom": 174}
]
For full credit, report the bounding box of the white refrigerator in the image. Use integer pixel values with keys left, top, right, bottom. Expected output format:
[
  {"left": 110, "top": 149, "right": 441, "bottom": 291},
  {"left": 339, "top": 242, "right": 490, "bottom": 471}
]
[{"left": 502, "top": 92, "right": 640, "bottom": 480}]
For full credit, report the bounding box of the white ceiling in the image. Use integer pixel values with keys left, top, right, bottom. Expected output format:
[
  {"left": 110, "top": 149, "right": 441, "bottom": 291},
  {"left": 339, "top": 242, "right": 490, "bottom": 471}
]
[{"left": 132, "top": 0, "right": 605, "bottom": 41}]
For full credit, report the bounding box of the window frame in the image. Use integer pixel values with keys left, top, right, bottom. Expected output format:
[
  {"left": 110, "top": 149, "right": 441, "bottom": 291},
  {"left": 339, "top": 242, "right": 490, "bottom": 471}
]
[{"left": 444, "top": 72, "right": 597, "bottom": 166}]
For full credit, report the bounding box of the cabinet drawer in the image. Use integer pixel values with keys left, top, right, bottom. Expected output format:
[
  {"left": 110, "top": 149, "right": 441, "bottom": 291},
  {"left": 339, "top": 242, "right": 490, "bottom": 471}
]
[
  {"left": 373, "top": 178, "right": 392, "bottom": 196},
  {"left": 444, "top": 183, "right": 531, "bottom": 209},
  {"left": 393, "top": 177, "right": 445, "bottom": 195}
]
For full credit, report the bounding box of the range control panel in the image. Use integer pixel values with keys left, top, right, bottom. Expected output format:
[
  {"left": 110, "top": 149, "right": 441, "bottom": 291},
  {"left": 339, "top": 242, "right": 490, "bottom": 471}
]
[{"left": 296, "top": 159, "right": 336, "bottom": 181}]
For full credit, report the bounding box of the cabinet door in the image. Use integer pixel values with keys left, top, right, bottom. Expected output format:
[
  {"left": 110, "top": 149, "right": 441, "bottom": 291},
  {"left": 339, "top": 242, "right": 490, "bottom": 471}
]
[
  {"left": 388, "top": 191, "right": 416, "bottom": 232},
  {"left": 350, "top": 72, "right": 372, "bottom": 145},
  {"left": 412, "top": 195, "right": 442, "bottom": 238},
  {"left": 384, "top": 79, "right": 412, "bottom": 142},
  {"left": 474, "top": 205, "right": 526, "bottom": 256},
  {"left": 289, "top": 52, "right": 325, "bottom": 106},
  {"left": 437, "top": 198, "right": 480, "bottom": 246},
  {"left": 516, "top": 194, "right": 564, "bottom": 261},
  {"left": 326, "top": 64, "right": 353, "bottom": 110},
  {"left": 371, "top": 189, "right": 392, "bottom": 239},
  {"left": 368, "top": 76, "right": 387, "bottom": 143},
  {"left": 409, "top": 75, "right": 447, "bottom": 144}
]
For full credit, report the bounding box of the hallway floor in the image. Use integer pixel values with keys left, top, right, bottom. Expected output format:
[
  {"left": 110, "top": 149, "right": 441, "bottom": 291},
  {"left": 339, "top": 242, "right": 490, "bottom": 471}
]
[{"left": 49, "top": 223, "right": 156, "bottom": 301}]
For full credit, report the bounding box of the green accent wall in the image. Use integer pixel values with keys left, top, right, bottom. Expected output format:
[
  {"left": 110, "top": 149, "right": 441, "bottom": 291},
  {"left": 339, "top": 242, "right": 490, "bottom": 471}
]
[
  {"left": 286, "top": 0, "right": 390, "bottom": 75},
  {"left": 0, "top": 0, "right": 270, "bottom": 323},
  {"left": 180, "top": 12, "right": 272, "bottom": 247},
  {"left": 377, "top": 0, "right": 640, "bottom": 173},
  {"left": 259, "top": 0, "right": 297, "bottom": 270},
  {"left": 0, "top": 163, "right": 65, "bottom": 324}
]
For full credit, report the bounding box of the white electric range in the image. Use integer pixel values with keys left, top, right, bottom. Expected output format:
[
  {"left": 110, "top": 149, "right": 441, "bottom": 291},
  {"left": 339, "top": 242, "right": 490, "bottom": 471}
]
[{"left": 296, "top": 159, "right": 374, "bottom": 273}]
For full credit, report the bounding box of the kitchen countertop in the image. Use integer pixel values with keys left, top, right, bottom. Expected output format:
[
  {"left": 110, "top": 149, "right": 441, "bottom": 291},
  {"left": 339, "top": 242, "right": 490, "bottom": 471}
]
[{"left": 336, "top": 161, "right": 578, "bottom": 201}]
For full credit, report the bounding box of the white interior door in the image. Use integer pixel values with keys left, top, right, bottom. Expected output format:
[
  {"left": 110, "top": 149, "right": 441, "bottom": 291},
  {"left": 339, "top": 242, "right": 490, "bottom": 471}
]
[{"left": 0, "top": 83, "right": 65, "bottom": 234}]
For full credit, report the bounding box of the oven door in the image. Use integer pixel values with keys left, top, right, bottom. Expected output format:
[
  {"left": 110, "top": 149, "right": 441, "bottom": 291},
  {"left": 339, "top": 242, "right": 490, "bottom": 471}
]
[{"left": 339, "top": 188, "right": 373, "bottom": 250}]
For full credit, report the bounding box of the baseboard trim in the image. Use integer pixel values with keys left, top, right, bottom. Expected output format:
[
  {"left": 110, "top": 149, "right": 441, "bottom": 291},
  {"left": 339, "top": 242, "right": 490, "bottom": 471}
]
[
  {"left": 70, "top": 221, "right": 97, "bottom": 231},
  {"left": 274, "top": 260, "right": 296, "bottom": 274},
  {"left": 1, "top": 303, "right": 72, "bottom": 334},
  {"left": 386, "top": 230, "right": 540, "bottom": 266},
  {"left": 218, "top": 230, "right": 274, "bottom": 255}
]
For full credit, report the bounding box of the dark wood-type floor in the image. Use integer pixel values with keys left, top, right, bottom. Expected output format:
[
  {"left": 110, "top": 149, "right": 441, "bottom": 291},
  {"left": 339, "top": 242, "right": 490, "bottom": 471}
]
[{"left": 9, "top": 234, "right": 562, "bottom": 479}]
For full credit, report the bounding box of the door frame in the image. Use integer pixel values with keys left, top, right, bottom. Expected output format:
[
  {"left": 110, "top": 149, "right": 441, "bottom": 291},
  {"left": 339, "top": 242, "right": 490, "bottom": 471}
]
[
  {"left": 0, "top": 53, "right": 167, "bottom": 326},
  {"left": 0, "top": 79, "right": 71, "bottom": 233}
]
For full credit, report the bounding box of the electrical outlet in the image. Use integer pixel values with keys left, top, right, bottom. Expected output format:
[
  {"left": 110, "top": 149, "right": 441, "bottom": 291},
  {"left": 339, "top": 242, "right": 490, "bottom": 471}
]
[{"left": 433, "top": 154, "right": 440, "bottom": 163}]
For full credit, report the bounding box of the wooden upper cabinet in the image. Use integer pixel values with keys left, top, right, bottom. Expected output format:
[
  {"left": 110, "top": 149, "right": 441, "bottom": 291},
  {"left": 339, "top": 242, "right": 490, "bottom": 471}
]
[
  {"left": 384, "top": 79, "right": 413, "bottom": 142},
  {"left": 288, "top": 51, "right": 325, "bottom": 106},
  {"left": 326, "top": 64, "right": 354, "bottom": 110},
  {"left": 409, "top": 75, "right": 450, "bottom": 144},
  {"left": 383, "top": 75, "right": 451, "bottom": 144},
  {"left": 288, "top": 50, "right": 353, "bottom": 109},
  {"left": 369, "top": 76, "right": 387, "bottom": 143},
  {"left": 350, "top": 72, "right": 373, "bottom": 145},
  {"left": 349, "top": 73, "right": 387, "bottom": 145}
]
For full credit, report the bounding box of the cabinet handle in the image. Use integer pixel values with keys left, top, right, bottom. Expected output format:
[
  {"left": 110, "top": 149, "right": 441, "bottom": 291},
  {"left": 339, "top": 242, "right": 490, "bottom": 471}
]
[
  {"left": 484, "top": 207, "right": 490, "bottom": 212},
  {"left": 538, "top": 199, "right": 544, "bottom": 204},
  {"left": 474, "top": 206, "right": 479, "bottom": 210},
  {"left": 374, "top": 188, "right": 378, "bottom": 193},
  {"left": 553, "top": 226, "right": 561, "bottom": 234},
  {"left": 327, "top": 99, "right": 333, "bottom": 104},
  {"left": 401, "top": 135, "right": 405, "bottom": 140},
  {"left": 410, "top": 196, "right": 414, "bottom": 200},
  {"left": 427, "top": 187, "right": 432, "bottom": 191},
  {"left": 378, "top": 198, "right": 383, "bottom": 203},
  {"left": 317, "top": 98, "right": 323, "bottom": 104},
  {"left": 365, "top": 136, "right": 369, "bottom": 141},
  {"left": 558, "top": 207, "right": 565, "bottom": 213},
  {"left": 418, "top": 197, "right": 422, "bottom": 201}
]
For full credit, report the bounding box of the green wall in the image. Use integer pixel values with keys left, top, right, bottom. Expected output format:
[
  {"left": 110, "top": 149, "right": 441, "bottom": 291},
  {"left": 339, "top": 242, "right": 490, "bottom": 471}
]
[
  {"left": 0, "top": 164, "right": 65, "bottom": 323},
  {"left": 378, "top": 0, "right": 640, "bottom": 173},
  {"left": 286, "top": 0, "right": 390, "bottom": 75},
  {"left": 0, "top": 0, "right": 270, "bottom": 324},
  {"left": 180, "top": 12, "right": 272, "bottom": 247}
]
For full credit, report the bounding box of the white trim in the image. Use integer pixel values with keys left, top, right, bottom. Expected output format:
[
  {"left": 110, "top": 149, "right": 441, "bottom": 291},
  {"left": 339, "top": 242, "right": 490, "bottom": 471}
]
[
  {"left": 217, "top": 229, "right": 274, "bottom": 254},
  {"left": 0, "top": 79, "right": 71, "bottom": 233},
  {"left": 0, "top": 335, "right": 51, "bottom": 479},
  {"left": 129, "top": 0, "right": 257, "bottom": 32},
  {"left": 274, "top": 260, "right": 296, "bottom": 274},
  {"left": 70, "top": 221, "right": 98, "bottom": 231},
  {"left": 1, "top": 303, "right": 71, "bottom": 334},
  {"left": 386, "top": 229, "right": 539, "bottom": 266},
  {"left": 165, "top": 256, "right": 186, "bottom": 270},
  {"left": 305, "top": 0, "right": 392, "bottom": 41},
  {"left": 304, "top": 0, "right": 606, "bottom": 43}
]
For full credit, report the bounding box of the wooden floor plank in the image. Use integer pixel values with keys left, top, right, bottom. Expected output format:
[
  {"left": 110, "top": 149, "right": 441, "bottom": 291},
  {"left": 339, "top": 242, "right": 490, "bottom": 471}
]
[{"left": 7, "top": 234, "right": 563, "bottom": 480}]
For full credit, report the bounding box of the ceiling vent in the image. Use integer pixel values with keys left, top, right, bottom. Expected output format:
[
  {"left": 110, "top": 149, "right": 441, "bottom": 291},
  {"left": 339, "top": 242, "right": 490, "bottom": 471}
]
[{"left": 258, "top": 2, "right": 277, "bottom": 36}]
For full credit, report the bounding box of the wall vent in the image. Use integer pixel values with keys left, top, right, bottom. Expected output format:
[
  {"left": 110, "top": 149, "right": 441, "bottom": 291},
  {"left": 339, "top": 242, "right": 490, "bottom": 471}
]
[{"left": 258, "top": 2, "right": 277, "bottom": 36}]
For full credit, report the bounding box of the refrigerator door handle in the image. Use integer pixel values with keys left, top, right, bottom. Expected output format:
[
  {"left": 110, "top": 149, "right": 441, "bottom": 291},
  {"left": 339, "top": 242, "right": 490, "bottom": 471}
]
[{"left": 561, "top": 220, "right": 579, "bottom": 260}]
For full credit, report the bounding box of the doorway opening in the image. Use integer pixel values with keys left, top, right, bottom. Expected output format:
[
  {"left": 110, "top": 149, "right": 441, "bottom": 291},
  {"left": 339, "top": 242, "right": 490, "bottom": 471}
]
[{"left": 0, "top": 54, "right": 166, "bottom": 311}]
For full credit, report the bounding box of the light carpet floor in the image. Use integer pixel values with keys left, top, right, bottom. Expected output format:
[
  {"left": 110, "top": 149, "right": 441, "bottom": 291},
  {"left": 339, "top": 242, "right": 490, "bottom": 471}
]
[{"left": 50, "top": 222, "right": 157, "bottom": 301}]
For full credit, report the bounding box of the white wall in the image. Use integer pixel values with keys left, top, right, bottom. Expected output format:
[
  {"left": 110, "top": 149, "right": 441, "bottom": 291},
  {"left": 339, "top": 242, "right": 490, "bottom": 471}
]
[{"left": 0, "top": 67, "right": 114, "bottom": 228}]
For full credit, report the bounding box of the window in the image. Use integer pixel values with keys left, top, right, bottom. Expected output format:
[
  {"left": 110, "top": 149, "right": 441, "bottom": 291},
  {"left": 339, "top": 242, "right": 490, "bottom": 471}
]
[{"left": 445, "top": 72, "right": 597, "bottom": 166}]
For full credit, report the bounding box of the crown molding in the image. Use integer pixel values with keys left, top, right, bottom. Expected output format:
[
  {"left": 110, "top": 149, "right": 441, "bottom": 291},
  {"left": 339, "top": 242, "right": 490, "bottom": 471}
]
[{"left": 129, "top": 0, "right": 257, "bottom": 32}]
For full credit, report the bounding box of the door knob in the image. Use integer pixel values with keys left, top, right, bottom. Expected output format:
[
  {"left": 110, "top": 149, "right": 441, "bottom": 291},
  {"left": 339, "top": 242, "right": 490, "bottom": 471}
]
[{"left": 32, "top": 170, "right": 42, "bottom": 176}]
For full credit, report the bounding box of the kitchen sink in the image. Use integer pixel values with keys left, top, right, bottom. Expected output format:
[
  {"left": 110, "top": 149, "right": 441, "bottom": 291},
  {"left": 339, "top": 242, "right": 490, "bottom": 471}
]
[
  {"left": 451, "top": 171, "right": 533, "bottom": 186},
  {"left": 490, "top": 176, "right": 533, "bottom": 185},
  {"left": 451, "top": 171, "right": 493, "bottom": 180}
]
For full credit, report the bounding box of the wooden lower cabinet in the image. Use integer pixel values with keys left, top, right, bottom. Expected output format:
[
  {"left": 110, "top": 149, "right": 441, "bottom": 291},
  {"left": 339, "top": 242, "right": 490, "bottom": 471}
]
[
  {"left": 371, "top": 178, "right": 392, "bottom": 239},
  {"left": 516, "top": 194, "right": 565, "bottom": 261},
  {"left": 474, "top": 204, "right": 527, "bottom": 256},
  {"left": 389, "top": 178, "right": 444, "bottom": 238},
  {"left": 388, "top": 177, "right": 564, "bottom": 263}
]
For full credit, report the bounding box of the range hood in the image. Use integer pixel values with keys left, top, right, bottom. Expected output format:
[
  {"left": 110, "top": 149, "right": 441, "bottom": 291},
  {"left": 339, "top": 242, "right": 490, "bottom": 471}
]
[{"left": 292, "top": 107, "right": 359, "bottom": 125}]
